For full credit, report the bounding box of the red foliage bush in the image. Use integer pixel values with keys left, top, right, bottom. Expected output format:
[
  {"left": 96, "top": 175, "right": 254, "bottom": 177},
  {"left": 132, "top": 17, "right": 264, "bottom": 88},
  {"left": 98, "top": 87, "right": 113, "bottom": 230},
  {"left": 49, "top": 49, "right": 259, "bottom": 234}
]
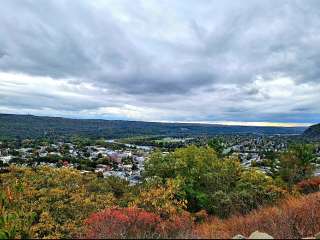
[
  {"left": 296, "top": 177, "right": 320, "bottom": 194},
  {"left": 82, "top": 207, "right": 192, "bottom": 239},
  {"left": 193, "top": 192, "right": 320, "bottom": 239}
]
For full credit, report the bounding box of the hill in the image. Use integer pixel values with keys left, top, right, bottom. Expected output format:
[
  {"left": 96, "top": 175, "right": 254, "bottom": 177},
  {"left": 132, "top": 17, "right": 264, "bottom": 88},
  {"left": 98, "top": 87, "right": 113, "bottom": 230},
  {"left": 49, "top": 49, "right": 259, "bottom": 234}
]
[
  {"left": 0, "top": 113, "right": 306, "bottom": 140},
  {"left": 303, "top": 123, "right": 320, "bottom": 138}
]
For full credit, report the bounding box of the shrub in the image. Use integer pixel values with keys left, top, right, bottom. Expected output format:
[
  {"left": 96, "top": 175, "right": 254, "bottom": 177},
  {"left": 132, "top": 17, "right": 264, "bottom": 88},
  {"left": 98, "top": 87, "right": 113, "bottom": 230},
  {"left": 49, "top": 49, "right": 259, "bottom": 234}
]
[
  {"left": 296, "top": 177, "right": 320, "bottom": 194},
  {"left": 193, "top": 192, "right": 320, "bottom": 239},
  {"left": 130, "top": 178, "right": 187, "bottom": 218},
  {"left": 82, "top": 207, "right": 193, "bottom": 239},
  {"left": 0, "top": 166, "right": 117, "bottom": 238},
  {"left": 194, "top": 210, "right": 208, "bottom": 223},
  {"left": 157, "top": 211, "right": 193, "bottom": 239},
  {"left": 277, "top": 144, "right": 317, "bottom": 188},
  {"left": 0, "top": 187, "right": 36, "bottom": 239},
  {"left": 83, "top": 207, "right": 160, "bottom": 239}
]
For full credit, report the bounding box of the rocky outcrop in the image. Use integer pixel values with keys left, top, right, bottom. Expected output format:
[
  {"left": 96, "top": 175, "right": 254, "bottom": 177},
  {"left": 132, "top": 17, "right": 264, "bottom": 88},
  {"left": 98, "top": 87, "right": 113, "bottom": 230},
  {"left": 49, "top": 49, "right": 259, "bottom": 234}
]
[
  {"left": 233, "top": 231, "right": 320, "bottom": 239},
  {"left": 232, "top": 231, "right": 273, "bottom": 239},
  {"left": 248, "top": 231, "right": 273, "bottom": 239},
  {"left": 232, "top": 234, "right": 246, "bottom": 239}
]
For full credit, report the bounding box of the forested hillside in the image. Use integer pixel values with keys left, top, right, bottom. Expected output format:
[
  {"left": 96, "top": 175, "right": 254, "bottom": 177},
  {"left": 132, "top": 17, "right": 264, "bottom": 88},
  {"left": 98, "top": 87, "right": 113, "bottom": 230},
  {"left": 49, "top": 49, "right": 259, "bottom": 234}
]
[
  {"left": 304, "top": 123, "right": 320, "bottom": 138},
  {"left": 0, "top": 114, "right": 305, "bottom": 140}
]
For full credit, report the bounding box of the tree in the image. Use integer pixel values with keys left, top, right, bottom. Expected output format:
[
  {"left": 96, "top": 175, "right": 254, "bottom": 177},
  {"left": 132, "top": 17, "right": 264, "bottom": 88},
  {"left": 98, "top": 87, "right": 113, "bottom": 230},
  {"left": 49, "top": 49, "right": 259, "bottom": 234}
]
[
  {"left": 143, "top": 146, "right": 285, "bottom": 217},
  {"left": 130, "top": 178, "right": 187, "bottom": 218},
  {"left": 0, "top": 166, "right": 117, "bottom": 238},
  {"left": 208, "top": 138, "right": 224, "bottom": 157},
  {"left": 278, "top": 144, "right": 316, "bottom": 188}
]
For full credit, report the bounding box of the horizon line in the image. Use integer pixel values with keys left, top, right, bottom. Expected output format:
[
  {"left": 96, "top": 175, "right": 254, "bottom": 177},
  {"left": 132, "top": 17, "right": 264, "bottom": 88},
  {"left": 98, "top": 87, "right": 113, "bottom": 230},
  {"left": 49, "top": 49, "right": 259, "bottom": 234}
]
[{"left": 157, "top": 120, "right": 313, "bottom": 128}]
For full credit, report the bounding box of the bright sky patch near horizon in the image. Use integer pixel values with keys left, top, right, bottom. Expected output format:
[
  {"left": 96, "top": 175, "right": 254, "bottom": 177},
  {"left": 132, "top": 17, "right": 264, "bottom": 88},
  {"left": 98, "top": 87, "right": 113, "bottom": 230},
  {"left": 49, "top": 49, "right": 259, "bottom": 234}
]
[{"left": 0, "top": 0, "right": 319, "bottom": 127}]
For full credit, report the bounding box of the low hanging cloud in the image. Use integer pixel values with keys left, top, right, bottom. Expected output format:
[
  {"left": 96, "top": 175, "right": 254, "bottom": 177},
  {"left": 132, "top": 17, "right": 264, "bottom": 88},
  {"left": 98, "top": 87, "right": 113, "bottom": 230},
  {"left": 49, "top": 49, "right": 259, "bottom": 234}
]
[{"left": 0, "top": 0, "right": 319, "bottom": 125}]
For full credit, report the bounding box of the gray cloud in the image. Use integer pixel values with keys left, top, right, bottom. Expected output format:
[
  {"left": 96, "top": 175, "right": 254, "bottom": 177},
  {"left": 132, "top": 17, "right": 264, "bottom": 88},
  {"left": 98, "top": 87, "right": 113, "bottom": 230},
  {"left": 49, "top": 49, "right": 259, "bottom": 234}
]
[{"left": 0, "top": 0, "right": 320, "bottom": 124}]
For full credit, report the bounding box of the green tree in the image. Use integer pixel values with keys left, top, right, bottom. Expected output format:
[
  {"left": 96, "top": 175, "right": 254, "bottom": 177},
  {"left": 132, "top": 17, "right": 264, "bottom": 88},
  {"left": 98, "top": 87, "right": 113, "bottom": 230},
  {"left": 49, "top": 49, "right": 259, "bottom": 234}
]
[
  {"left": 208, "top": 138, "right": 224, "bottom": 157},
  {"left": 278, "top": 144, "right": 316, "bottom": 188},
  {"left": 144, "top": 146, "right": 284, "bottom": 217}
]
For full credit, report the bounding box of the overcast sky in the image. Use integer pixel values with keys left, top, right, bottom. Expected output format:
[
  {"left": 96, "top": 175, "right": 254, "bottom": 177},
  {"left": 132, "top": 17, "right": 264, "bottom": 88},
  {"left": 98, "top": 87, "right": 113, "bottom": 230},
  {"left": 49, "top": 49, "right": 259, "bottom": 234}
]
[{"left": 0, "top": 0, "right": 320, "bottom": 126}]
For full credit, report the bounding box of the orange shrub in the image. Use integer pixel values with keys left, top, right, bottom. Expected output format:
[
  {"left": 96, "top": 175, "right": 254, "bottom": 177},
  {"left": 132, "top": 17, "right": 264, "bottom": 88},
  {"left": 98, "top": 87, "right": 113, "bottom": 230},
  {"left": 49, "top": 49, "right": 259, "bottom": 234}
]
[
  {"left": 296, "top": 177, "right": 320, "bottom": 194},
  {"left": 194, "top": 210, "right": 208, "bottom": 223},
  {"left": 157, "top": 211, "right": 193, "bottom": 239},
  {"left": 193, "top": 192, "right": 320, "bottom": 239}
]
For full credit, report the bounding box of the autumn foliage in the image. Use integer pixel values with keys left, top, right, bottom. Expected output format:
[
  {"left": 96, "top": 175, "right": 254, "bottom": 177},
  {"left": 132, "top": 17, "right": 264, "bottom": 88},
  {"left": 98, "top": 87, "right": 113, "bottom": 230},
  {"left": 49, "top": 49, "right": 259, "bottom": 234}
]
[
  {"left": 193, "top": 192, "right": 320, "bottom": 239},
  {"left": 0, "top": 145, "right": 319, "bottom": 239},
  {"left": 83, "top": 207, "right": 192, "bottom": 239},
  {"left": 83, "top": 192, "right": 320, "bottom": 239},
  {"left": 0, "top": 166, "right": 117, "bottom": 238},
  {"left": 296, "top": 177, "right": 320, "bottom": 194}
]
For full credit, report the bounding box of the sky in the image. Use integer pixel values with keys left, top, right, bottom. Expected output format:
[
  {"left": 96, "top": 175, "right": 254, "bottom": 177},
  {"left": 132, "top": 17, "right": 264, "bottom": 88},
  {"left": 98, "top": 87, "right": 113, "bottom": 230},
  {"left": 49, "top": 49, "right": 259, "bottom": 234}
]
[{"left": 0, "top": 0, "right": 320, "bottom": 127}]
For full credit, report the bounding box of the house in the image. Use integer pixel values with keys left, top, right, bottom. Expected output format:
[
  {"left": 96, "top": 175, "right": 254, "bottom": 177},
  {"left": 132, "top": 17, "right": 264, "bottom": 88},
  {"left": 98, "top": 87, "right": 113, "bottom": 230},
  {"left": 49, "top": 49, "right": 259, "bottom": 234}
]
[{"left": 0, "top": 156, "right": 12, "bottom": 164}]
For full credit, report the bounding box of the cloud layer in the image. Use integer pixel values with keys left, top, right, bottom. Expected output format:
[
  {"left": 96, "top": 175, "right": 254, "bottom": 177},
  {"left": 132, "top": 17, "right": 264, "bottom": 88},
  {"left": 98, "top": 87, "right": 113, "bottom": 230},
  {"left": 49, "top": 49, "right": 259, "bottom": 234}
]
[{"left": 0, "top": 0, "right": 320, "bottom": 125}]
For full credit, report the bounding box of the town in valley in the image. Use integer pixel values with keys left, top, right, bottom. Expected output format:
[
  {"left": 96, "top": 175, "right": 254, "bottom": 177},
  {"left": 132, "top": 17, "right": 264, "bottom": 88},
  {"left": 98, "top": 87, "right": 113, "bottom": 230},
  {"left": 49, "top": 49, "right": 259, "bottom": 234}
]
[{"left": 1, "top": 134, "right": 319, "bottom": 184}]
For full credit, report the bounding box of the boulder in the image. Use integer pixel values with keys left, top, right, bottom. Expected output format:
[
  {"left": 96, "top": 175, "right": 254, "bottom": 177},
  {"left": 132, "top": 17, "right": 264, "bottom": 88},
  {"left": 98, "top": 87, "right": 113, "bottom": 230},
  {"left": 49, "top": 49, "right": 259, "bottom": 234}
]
[
  {"left": 249, "top": 231, "right": 273, "bottom": 239},
  {"left": 232, "top": 234, "right": 246, "bottom": 239}
]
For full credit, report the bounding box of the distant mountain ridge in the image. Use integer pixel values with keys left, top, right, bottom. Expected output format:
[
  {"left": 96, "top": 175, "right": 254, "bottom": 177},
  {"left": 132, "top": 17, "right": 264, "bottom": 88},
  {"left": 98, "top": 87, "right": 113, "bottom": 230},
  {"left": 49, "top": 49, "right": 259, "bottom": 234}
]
[
  {"left": 0, "top": 113, "right": 306, "bottom": 140},
  {"left": 303, "top": 123, "right": 320, "bottom": 138}
]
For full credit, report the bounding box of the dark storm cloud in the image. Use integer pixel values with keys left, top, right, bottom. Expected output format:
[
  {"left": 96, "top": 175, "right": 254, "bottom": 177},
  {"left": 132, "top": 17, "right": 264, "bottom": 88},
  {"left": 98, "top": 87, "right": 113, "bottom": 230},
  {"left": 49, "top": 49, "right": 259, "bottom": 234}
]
[{"left": 0, "top": 0, "right": 319, "bottom": 124}]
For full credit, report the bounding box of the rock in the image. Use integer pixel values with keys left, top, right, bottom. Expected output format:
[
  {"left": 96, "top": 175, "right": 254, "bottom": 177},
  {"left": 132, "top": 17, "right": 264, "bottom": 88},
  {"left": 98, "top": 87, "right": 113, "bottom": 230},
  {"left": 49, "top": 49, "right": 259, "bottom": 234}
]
[
  {"left": 232, "top": 234, "right": 246, "bottom": 239},
  {"left": 249, "top": 231, "right": 273, "bottom": 239},
  {"left": 315, "top": 232, "right": 320, "bottom": 239}
]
